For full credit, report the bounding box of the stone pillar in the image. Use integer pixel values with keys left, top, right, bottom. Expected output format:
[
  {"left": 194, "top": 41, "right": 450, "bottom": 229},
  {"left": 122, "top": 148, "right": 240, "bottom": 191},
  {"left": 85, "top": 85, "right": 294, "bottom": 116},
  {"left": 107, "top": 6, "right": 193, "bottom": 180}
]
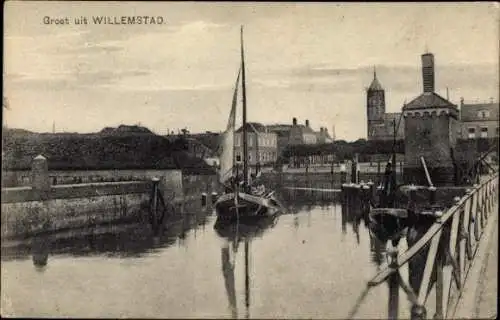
[{"left": 31, "top": 155, "right": 51, "bottom": 200}]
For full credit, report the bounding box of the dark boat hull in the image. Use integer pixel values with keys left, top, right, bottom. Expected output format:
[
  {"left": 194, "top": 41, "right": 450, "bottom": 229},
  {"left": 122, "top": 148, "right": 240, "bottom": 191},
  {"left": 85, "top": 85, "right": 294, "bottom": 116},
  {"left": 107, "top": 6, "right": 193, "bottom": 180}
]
[
  {"left": 368, "top": 208, "right": 408, "bottom": 244},
  {"left": 214, "top": 214, "right": 279, "bottom": 240},
  {"left": 215, "top": 192, "right": 281, "bottom": 221}
]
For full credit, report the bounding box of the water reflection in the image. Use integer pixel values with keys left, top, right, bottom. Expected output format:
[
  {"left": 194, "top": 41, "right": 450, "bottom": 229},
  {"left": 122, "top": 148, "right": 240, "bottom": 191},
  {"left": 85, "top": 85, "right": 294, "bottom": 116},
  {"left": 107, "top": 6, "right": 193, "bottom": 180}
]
[
  {"left": 31, "top": 235, "right": 50, "bottom": 271},
  {"left": 2, "top": 208, "right": 213, "bottom": 263},
  {"left": 2, "top": 184, "right": 403, "bottom": 319},
  {"left": 214, "top": 215, "right": 279, "bottom": 319},
  {"left": 369, "top": 230, "right": 387, "bottom": 267}
]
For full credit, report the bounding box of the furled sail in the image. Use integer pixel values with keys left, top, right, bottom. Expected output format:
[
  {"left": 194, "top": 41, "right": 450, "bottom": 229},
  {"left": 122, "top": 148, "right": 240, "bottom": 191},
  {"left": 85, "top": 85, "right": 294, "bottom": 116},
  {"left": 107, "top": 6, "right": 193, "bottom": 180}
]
[{"left": 219, "top": 68, "right": 241, "bottom": 184}]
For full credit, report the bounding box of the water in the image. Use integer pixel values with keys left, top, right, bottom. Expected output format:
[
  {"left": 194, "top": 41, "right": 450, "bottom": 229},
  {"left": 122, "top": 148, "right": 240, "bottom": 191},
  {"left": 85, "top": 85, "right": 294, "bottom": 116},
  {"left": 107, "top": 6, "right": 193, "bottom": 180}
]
[{"left": 1, "top": 189, "right": 414, "bottom": 319}]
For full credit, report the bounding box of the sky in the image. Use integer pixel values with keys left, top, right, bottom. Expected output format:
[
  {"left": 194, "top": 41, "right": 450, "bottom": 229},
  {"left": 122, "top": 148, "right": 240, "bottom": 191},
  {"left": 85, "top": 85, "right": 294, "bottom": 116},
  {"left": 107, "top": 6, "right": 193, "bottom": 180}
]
[{"left": 3, "top": 2, "right": 499, "bottom": 141}]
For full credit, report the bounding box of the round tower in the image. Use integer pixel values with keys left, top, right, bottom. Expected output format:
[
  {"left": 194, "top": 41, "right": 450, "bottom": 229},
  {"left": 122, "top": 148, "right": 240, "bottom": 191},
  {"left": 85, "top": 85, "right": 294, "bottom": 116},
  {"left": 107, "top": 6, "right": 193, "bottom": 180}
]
[{"left": 367, "top": 67, "right": 386, "bottom": 140}]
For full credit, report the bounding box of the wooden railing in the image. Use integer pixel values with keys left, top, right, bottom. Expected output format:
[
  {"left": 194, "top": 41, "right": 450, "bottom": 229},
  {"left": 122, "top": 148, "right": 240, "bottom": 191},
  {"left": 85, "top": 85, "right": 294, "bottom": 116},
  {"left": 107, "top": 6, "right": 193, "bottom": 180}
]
[{"left": 348, "top": 172, "right": 498, "bottom": 319}]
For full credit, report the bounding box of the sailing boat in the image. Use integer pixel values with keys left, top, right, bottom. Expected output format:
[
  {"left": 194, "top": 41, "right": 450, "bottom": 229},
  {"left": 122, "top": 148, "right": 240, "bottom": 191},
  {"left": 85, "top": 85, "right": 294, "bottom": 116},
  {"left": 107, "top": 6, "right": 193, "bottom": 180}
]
[{"left": 215, "top": 26, "right": 283, "bottom": 220}]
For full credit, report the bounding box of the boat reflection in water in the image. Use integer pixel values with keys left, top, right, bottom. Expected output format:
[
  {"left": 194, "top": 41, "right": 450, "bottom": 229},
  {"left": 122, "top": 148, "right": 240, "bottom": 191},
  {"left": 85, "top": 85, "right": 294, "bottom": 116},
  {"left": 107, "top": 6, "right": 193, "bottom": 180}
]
[{"left": 214, "top": 215, "right": 279, "bottom": 319}]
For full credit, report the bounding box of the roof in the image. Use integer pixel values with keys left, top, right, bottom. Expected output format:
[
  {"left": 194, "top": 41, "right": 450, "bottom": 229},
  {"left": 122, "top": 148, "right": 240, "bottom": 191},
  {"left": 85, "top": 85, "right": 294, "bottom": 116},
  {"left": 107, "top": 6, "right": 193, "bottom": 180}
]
[
  {"left": 460, "top": 102, "right": 499, "bottom": 122},
  {"left": 403, "top": 92, "right": 457, "bottom": 110},
  {"left": 368, "top": 70, "right": 383, "bottom": 91},
  {"left": 266, "top": 124, "right": 292, "bottom": 131},
  {"left": 236, "top": 122, "right": 267, "bottom": 133},
  {"left": 294, "top": 124, "right": 315, "bottom": 135}
]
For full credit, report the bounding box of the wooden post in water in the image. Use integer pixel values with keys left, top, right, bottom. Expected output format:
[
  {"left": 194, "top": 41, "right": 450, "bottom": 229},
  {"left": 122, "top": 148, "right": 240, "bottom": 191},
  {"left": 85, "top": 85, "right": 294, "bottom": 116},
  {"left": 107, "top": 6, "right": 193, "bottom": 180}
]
[
  {"left": 150, "top": 177, "right": 160, "bottom": 233},
  {"left": 340, "top": 163, "right": 347, "bottom": 185},
  {"left": 351, "top": 159, "right": 357, "bottom": 184},
  {"left": 429, "top": 186, "right": 436, "bottom": 206}
]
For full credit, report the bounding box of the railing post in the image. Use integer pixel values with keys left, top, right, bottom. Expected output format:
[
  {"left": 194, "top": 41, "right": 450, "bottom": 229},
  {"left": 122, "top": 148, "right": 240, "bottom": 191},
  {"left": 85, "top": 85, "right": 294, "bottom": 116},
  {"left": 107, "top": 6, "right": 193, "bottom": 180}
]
[
  {"left": 388, "top": 248, "right": 399, "bottom": 320},
  {"left": 411, "top": 305, "right": 427, "bottom": 320},
  {"left": 434, "top": 238, "right": 444, "bottom": 319}
]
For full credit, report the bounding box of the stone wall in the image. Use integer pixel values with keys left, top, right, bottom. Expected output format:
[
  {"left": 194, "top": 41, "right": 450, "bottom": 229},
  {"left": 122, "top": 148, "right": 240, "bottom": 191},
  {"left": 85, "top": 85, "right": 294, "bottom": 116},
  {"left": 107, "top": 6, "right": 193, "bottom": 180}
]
[
  {"left": 2, "top": 168, "right": 183, "bottom": 189},
  {"left": 1, "top": 155, "right": 218, "bottom": 239}
]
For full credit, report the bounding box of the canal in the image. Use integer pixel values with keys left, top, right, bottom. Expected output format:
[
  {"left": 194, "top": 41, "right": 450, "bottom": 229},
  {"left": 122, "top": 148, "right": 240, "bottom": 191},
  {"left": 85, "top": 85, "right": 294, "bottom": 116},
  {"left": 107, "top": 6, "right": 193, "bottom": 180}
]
[{"left": 1, "top": 188, "right": 415, "bottom": 319}]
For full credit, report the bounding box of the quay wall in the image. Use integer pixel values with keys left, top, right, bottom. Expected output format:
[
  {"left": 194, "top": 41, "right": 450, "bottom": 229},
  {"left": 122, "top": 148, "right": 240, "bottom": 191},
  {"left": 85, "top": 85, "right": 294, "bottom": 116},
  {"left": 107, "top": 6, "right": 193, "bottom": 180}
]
[
  {"left": 1, "top": 156, "right": 218, "bottom": 239},
  {"left": 261, "top": 171, "right": 404, "bottom": 190},
  {"left": 1, "top": 191, "right": 150, "bottom": 239},
  {"left": 2, "top": 168, "right": 184, "bottom": 189}
]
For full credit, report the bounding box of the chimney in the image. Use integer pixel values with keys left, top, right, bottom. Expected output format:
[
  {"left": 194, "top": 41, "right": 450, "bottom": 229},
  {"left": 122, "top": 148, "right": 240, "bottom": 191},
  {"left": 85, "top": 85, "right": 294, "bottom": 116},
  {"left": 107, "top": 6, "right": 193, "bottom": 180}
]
[
  {"left": 320, "top": 127, "right": 324, "bottom": 133},
  {"left": 421, "top": 53, "right": 435, "bottom": 93},
  {"left": 305, "top": 119, "right": 309, "bottom": 127},
  {"left": 292, "top": 117, "right": 297, "bottom": 125}
]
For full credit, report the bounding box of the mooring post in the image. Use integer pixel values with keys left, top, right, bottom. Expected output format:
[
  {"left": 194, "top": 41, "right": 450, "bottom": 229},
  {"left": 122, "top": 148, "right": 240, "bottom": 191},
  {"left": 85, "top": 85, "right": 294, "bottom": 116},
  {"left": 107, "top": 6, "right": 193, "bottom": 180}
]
[
  {"left": 351, "top": 157, "right": 358, "bottom": 184},
  {"left": 367, "top": 180, "right": 375, "bottom": 202},
  {"left": 340, "top": 163, "right": 347, "bottom": 185},
  {"left": 429, "top": 186, "right": 437, "bottom": 206},
  {"left": 31, "top": 155, "right": 51, "bottom": 201},
  {"left": 151, "top": 177, "right": 160, "bottom": 232},
  {"left": 201, "top": 192, "right": 207, "bottom": 207}
]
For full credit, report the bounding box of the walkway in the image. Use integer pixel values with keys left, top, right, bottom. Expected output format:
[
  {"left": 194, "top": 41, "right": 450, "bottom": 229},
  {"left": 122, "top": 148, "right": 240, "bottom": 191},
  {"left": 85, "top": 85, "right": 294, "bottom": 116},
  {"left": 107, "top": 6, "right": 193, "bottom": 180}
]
[
  {"left": 473, "top": 220, "right": 497, "bottom": 319},
  {"left": 454, "top": 200, "right": 498, "bottom": 319}
]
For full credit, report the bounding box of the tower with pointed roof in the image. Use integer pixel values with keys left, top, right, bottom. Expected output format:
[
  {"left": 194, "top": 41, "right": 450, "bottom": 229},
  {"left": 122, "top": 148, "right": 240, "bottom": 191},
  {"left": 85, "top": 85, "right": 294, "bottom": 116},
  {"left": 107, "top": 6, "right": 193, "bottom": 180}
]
[{"left": 366, "top": 67, "right": 386, "bottom": 140}]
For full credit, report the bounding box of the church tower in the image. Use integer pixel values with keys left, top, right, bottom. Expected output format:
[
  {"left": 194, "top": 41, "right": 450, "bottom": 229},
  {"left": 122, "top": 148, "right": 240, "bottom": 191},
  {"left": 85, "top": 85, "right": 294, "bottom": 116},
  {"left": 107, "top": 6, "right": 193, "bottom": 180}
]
[{"left": 366, "top": 68, "right": 386, "bottom": 140}]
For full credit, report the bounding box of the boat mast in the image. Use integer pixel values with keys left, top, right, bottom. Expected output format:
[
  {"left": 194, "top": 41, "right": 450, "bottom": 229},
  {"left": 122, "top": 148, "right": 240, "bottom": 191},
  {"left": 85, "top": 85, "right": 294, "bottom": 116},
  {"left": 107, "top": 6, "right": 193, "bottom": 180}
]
[{"left": 241, "top": 25, "right": 248, "bottom": 188}]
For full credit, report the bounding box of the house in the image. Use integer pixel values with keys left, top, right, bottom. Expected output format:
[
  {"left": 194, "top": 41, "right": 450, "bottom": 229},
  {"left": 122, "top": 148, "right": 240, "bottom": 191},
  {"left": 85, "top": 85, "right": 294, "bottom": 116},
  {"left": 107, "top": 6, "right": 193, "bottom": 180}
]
[
  {"left": 234, "top": 122, "right": 278, "bottom": 165},
  {"left": 266, "top": 118, "right": 333, "bottom": 158},
  {"left": 459, "top": 100, "right": 499, "bottom": 139}
]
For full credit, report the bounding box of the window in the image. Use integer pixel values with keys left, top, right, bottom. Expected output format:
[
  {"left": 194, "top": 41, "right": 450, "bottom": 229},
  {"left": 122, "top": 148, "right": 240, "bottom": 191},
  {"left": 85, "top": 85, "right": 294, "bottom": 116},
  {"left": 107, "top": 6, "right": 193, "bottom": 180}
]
[
  {"left": 477, "top": 110, "right": 490, "bottom": 119},
  {"left": 480, "top": 127, "right": 488, "bottom": 138},
  {"left": 468, "top": 127, "right": 476, "bottom": 139}
]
